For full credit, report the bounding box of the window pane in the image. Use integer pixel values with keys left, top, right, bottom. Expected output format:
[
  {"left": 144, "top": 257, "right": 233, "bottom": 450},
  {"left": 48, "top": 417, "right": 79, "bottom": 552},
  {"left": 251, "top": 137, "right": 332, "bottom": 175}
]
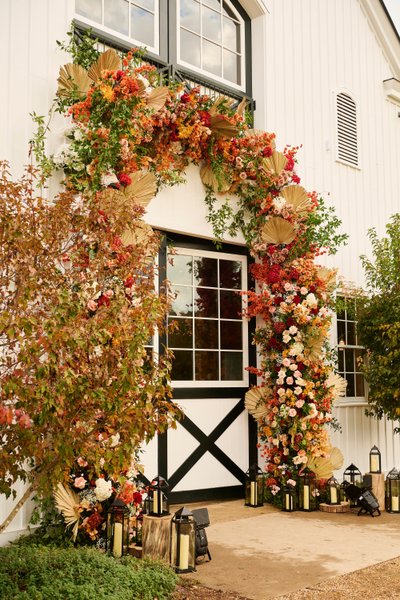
[
  {"left": 167, "top": 254, "right": 193, "bottom": 285},
  {"left": 220, "top": 290, "right": 241, "bottom": 319},
  {"left": 204, "top": 0, "right": 220, "bottom": 10},
  {"left": 338, "top": 348, "right": 344, "bottom": 372},
  {"left": 170, "top": 285, "right": 193, "bottom": 316},
  {"left": 355, "top": 374, "right": 365, "bottom": 397},
  {"left": 134, "top": 0, "right": 154, "bottom": 9},
  {"left": 172, "top": 350, "right": 193, "bottom": 380},
  {"left": 337, "top": 321, "right": 345, "bottom": 345},
  {"left": 202, "top": 5, "right": 221, "bottom": 42},
  {"left": 220, "top": 321, "right": 242, "bottom": 349},
  {"left": 168, "top": 318, "right": 193, "bottom": 348},
  {"left": 76, "top": 0, "right": 102, "bottom": 22},
  {"left": 346, "top": 373, "right": 355, "bottom": 397},
  {"left": 195, "top": 319, "right": 218, "bottom": 349},
  {"left": 195, "top": 351, "right": 218, "bottom": 380},
  {"left": 223, "top": 48, "right": 240, "bottom": 85},
  {"left": 345, "top": 349, "right": 355, "bottom": 372},
  {"left": 220, "top": 259, "right": 241, "bottom": 289},
  {"left": 193, "top": 257, "right": 218, "bottom": 287},
  {"left": 354, "top": 348, "right": 364, "bottom": 368},
  {"left": 223, "top": 16, "right": 240, "bottom": 51},
  {"left": 221, "top": 352, "right": 242, "bottom": 380},
  {"left": 347, "top": 321, "right": 356, "bottom": 345},
  {"left": 202, "top": 38, "right": 222, "bottom": 76},
  {"left": 105, "top": 0, "right": 129, "bottom": 36},
  {"left": 131, "top": 5, "right": 154, "bottom": 46},
  {"left": 180, "top": 29, "right": 201, "bottom": 68},
  {"left": 180, "top": 0, "right": 201, "bottom": 33},
  {"left": 194, "top": 288, "right": 218, "bottom": 317}
]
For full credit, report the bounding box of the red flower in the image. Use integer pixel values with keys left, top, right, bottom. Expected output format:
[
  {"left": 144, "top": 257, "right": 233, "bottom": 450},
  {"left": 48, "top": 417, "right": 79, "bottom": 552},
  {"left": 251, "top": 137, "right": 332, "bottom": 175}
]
[
  {"left": 118, "top": 172, "right": 132, "bottom": 187},
  {"left": 266, "top": 264, "right": 282, "bottom": 284},
  {"left": 133, "top": 491, "right": 143, "bottom": 505},
  {"left": 273, "top": 321, "right": 286, "bottom": 334},
  {"left": 124, "top": 275, "right": 135, "bottom": 288},
  {"left": 180, "top": 93, "right": 191, "bottom": 103},
  {"left": 293, "top": 295, "right": 301, "bottom": 305},
  {"left": 262, "top": 146, "right": 273, "bottom": 157},
  {"left": 292, "top": 174, "right": 301, "bottom": 184},
  {"left": 97, "top": 294, "right": 111, "bottom": 308},
  {"left": 198, "top": 110, "right": 211, "bottom": 127},
  {"left": 285, "top": 157, "right": 294, "bottom": 171}
]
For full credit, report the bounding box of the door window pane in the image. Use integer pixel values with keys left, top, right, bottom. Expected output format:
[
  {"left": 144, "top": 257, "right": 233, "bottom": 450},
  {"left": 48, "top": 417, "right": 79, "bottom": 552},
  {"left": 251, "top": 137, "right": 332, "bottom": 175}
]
[
  {"left": 131, "top": 5, "right": 154, "bottom": 46},
  {"left": 170, "top": 285, "right": 193, "bottom": 316},
  {"left": 194, "top": 288, "right": 218, "bottom": 317},
  {"left": 221, "top": 352, "right": 242, "bottom": 380},
  {"left": 195, "top": 319, "right": 218, "bottom": 349},
  {"left": 195, "top": 351, "right": 218, "bottom": 380},
  {"left": 220, "top": 290, "right": 241, "bottom": 319},
  {"left": 168, "top": 318, "right": 193, "bottom": 348},
  {"left": 220, "top": 320, "right": 242, "bottom": 349},
  {"left": 219, "top": 259, "right": 241, "bottom": 289},
  {"left": 172, "top": 350, "right": 193, "bottom": 380},
  {"left": 180, "top": 0, "right": 201, "bottom": 33},
  {"left": 193, "top": 257, "right": 218, "bottom": 287},
  {"left": 167, "top": 254, "right": 193, "bottom": 285}
]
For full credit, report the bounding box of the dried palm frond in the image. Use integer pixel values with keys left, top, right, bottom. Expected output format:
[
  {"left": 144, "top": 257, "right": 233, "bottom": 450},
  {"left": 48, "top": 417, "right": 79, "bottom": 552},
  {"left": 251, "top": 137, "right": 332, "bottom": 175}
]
[
  {"left": 209, "top": 115, "right": 238, "bottom": 139},
  {"left": 125, "top": 171, "right": 157, "bottom": 207},
  {"left": 280, "top": 185, "right": 311, "bottom": 216},
  {"left": 98, "top": 188, "right": 126, "bottom": 219},
  {"left": 317, "top": 267, "right": 337, "bottom": 292},
  {"left": 53, "top": 483, "right": 81, "bottom": 541},
  {"left": 88, "top": 49, "right": 122, "bottom": 82},
  {"left": 200, "top": 164, "right": 230, "bottom": 193},
  {"left": 147, "top": 87, "right": 169, "bottom": 111},
  {"left": 261, "top": 151, "right": 288, "bottom": 176},
  {"left": 209, "top": 95, "right": 236, "bottom": 115},
  {"left": 57, "top": 63, "right": 92, "bottom": 97},
  {"left": 235, "top": 97, "right": 247, "bottom": 116},
  {"left": 260, "top": 217, "right": 296, "bottom": 245},
  {"left": 325, "top": 371, "right": 347, "bottom": 401},
  {"left": 245, "top": 387, "right": 270, "bottom": 419},
  {"left": 121, "top": 221, "right": 153, "bottom": 246},
  {"left": 303, "top": 329, "right": 326, "bottom": 361},
  {"left": 329, "top": 447, "right": 344, "bottom": 471},
  {"left": 306, "top": 456, "right": 334, "bottom": 480}
]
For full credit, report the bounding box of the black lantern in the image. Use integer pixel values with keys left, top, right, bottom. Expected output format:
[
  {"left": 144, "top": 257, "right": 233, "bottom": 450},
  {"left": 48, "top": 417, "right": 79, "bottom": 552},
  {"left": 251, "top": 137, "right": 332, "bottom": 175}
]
[
  {"left": 326, "top": 476, "right": 341, "bottom": 505},
  {"left": 106, "top": 498, "right": 130, "bottom": 557},
  {"left": 343, "top": 463, "right": 363, "bottom": 507},
  {"left": 369, "top": 446, "right": 382, "bottom": 474},
  {"left": 170, "top": 507, "right": 196, "bottom": 573},
  {"left": 386, "top": 468, "right": 400, "bottom": 513},
  {"left": 149, "top": 475, "right": 169, "bottom": 516},
  {"left": 282, "top": 483, "right": 296, "bottom": 512},
  {"left": 298, "top": 469, "right": 317, "bottom": 511},
  {"left": 244, "top": 464, "right": 264, "bottom": 507}
]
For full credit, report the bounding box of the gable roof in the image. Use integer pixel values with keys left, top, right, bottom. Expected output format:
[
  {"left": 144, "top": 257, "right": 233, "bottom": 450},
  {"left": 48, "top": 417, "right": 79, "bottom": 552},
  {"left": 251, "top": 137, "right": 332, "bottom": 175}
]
[{"left": 360, "top": 0, "right": 400, "bottom": 78}]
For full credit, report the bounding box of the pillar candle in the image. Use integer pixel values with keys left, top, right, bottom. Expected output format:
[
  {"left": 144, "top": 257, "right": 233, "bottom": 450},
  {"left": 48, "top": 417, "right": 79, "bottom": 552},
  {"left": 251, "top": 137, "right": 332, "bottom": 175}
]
[
  {"left": 153, "top": 490, "right": 159, "bottom": 514},
  {"left": 113, "top": 522, "right": 123, "bottom": 558},
  {"left": 391, "top": 496, "right": 399, "bottom": 511},
  {"left": 330, "top": 487, "right": 338, "bottom": 504},
  {"left": 178, "top": 534, "right": 189, "bottom": 570},
  {"left": 250, "top": 481, "right": 257, "bottom": 505},
  {"left": 303, "top": 485, "right": 310, "bottom": 510},
  {"left": 370, "top": 456, "right": 379, "bottom": 472}
]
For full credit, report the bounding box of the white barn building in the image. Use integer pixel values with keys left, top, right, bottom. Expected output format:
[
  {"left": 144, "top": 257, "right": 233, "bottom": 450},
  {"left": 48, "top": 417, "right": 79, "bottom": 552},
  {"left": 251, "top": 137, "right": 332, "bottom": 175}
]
[{"left": 1, "top": 0, "right": 400, "bottom": 543}]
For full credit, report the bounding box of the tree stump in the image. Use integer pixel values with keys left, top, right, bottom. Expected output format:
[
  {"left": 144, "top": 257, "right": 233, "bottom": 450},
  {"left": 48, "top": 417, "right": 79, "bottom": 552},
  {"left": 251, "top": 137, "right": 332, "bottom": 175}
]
[
  {"left": 319, "top": 502, "right": 350, "bottom": 513},
  {"left": 370, "top": 472, "right": 385, "bottom": 510},
  {"left": 142, "top": 514, "right": 172, "bottom": 562}
]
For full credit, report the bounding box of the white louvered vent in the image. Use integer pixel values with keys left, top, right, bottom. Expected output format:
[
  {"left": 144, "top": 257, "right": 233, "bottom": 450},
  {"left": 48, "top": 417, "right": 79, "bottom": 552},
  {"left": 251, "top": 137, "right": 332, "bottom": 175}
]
[{"left": 336, "top": 92, "right": 358, "bottom": 167}]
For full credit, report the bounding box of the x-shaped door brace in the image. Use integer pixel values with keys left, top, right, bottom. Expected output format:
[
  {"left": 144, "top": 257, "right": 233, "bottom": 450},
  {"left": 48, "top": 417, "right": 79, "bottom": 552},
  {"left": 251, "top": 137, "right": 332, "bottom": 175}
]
[{"left": 168, "top": 398, "right": 246, "bottom": 490}]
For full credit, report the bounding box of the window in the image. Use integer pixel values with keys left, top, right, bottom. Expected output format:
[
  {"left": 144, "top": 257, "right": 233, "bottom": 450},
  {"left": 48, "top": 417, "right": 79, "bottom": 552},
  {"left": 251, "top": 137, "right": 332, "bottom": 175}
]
[
  {"left": 167, "top": 248, "right": 248, "bottom": 386},
  {"left": 336, "top": 297, "right": 365, "bottom": 398},
  {"left": 336, "top": 92, "right": 359, "bottom": 167},
  {"left": 74, "top": 0, "right": 249, "bottom": 93}
]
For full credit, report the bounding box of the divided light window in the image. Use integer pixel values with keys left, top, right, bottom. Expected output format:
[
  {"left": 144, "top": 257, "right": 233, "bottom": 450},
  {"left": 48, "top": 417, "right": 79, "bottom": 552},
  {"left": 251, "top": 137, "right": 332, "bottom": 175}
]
[
  {"left": 336, "top": 92, "right": 359, "bottom": 167},
  {"left": 336, "top": 297, "right": 365, "bottom": 398},
  {"left": 167, "top": 248, "right": 248, "bottom": 386}
]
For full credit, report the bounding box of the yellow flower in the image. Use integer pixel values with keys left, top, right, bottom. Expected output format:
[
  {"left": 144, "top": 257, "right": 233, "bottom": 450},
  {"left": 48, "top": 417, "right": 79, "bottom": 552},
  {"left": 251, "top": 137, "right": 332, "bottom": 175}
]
[
  {"left": 178, "top": 124, "right": 194, "bottom": 139},
  {"left": 99, "top": 84, "right": 115, "bottom": 102}
]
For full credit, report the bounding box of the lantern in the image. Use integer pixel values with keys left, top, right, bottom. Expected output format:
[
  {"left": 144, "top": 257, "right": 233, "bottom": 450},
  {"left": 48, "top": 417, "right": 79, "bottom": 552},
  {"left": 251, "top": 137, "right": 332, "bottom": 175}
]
[
  {"left": 326, "top": 476, "right": 341, "bottom": 505},
  {"left": 298, "top": 469, "right": 317, "bottom": 511},
  {"left": 106, "top": 498, "right": 130, "bottom": 558},
  {"left": 369, "top": 446, "right": 381, "bottom": 474},
  {"left": 149, "top": 475, "right": 169, "bottom": 516},
  {"left": 343, "top": 463, "right": 363, "bottom": 507},
  {"left": 244, "top": 464, "right": 264, "bottom": 507},
  {"left": 282, "top": 484, "right": 296, "bottom": 512},
  {"left": 386, "top": 468, "right": 400, "bottom": 513},
  {"left": 170, "top": 507, "right": 196, "bottom": 573}
]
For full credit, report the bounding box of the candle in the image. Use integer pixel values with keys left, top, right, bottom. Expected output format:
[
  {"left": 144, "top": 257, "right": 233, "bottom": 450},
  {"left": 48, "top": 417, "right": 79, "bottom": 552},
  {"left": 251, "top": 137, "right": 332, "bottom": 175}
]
[
  {"left": 370, "top": 456, "right": 379, "bottom": 472},
  {"left": 178, "top": 534, "right": 189, "bottom": 570},
  {"left": 303, "top": 485, "right": 310, "bottom": 510},
  {"left": 330, "top": 487, "right": 338, "bottom": 504},
  {"left": 285, "top": 493, "right": 290, "bottom": 510},
  {"left": 250, "top": 481, "right": 257, "bottom": 506},
  {"left": 153, "top": 490, "right": 159, "bottom": 514},
  {"left": 391, "top": 496, "right": 399, "bottom": 512},
  {"left": 113, "top": 522, "right": 123, "bottom": 557}
]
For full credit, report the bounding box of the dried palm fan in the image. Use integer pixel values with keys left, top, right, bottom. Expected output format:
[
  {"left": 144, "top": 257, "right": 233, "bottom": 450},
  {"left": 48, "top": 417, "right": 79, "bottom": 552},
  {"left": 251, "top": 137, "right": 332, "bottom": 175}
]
[
  {"left": 98, "top": 188, "right": 126, "bottom": 220},
  {"left": 235, "top": 97, "right": 247, "bottom": 116},
  {"left": 147, "top": 86, "right": 169, "bottom": 111},
  {"left": 260, "top": 216, "right": 296, "bottom": 245},
  {"left": 280, "top": 185, "right": 311, "bottom": 216},
  {"left": 209, "top": 95, "right": 236, "bottom": 115},
  {"left": 125, "top": 171, "right": 157, "bottom": 207},
  {"left": 325, "top": 370, "right": 347, "bottom": 401},
  {"left": 209, "top": 115, "right": 238, "bottom": 139},
  {"left": 53, "top": 483, "right": 81, "bottom": 541},
  {"left": 200, "top": 164, "right": 231, "bottom": 193},
  {"left": 121, "top": 221, "right": 153, "bottom": 246},
  {"left": 329, "top": 447, "right": 344, "bottom": 471},
  {"left": 303, "top": 329, "right": 326, "bottom": 361},
  {"left": 245, "top": 387, "right": 270, "bottom": 419},
  {"left": 57, "top": 63, "right": 92, "bottom": 97},
  {"left": 306, "top": 456, "right": 335, "bottom": 480},
  {"left": 87, "top": 48, "right": 122, "bottom": 82},
  {"left": 317, "top": 266, "right": 337, "bottom": 292},
  {"left": 261, "top": 151, "right": 288, "bottom": 176}
]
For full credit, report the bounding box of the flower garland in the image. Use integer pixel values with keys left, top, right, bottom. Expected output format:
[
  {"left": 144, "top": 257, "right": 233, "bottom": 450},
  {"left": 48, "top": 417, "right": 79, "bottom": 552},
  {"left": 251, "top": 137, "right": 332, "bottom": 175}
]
[{"left": 46, "top": 39, "right": 347, "bottom": 507}]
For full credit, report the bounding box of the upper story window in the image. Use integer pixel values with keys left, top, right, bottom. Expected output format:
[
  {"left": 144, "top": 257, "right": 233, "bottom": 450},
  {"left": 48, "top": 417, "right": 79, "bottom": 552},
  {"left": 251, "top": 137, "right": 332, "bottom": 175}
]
[
  {"left": 336, "top": 92, "right": 359, "bottom": 167},
  {"left": 178, "top": 0, "right": 245, "bottom": 89},
  {"left": 75, "top": 0, "right": 159, "bottom": 54},
  {"left": 167, "top": 248, "right": 248, "bottom": 387},
  {"left": 74, "top": 0, "right": 249, "bottom": 93},
  {"left": 336, "top": 296, "right": 365, "bottom": 399}
]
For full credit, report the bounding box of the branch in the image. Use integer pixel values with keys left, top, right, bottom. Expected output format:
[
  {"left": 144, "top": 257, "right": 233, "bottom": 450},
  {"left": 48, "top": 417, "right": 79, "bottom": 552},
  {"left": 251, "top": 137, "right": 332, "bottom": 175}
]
[{"left": 0, "top": 481, "right": 37, "bottom": 535}]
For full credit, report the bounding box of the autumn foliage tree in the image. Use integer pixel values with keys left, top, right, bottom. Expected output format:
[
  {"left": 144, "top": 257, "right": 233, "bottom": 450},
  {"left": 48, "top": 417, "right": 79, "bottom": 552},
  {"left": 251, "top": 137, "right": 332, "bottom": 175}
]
[{"left": 0, "top": 162, "right": 180, "bottom": 531}]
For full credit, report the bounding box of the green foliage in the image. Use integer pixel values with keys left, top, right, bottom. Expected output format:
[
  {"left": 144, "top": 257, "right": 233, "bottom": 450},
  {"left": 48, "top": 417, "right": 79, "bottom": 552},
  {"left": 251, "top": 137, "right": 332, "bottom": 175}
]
[
  {"left": 29, "top": 112, "right": 54, "bottom": 185},
  {"left": 0, "top": 545, "right": 177, "bottom": 600},
  {"left": 360, "top": 214, "right": 400, "bottom": 294},
  {"left": 297, "top": 196, "right": 348, "bottom": 257},
  {"left": 56, "top": 27, "right": 100, "bottom": 70}
]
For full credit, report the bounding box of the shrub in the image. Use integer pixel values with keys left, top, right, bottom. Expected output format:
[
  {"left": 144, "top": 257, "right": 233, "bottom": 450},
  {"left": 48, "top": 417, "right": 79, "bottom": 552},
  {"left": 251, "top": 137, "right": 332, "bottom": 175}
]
[{"left": 0, "top": 545, "right": 177, "bottom": 600}]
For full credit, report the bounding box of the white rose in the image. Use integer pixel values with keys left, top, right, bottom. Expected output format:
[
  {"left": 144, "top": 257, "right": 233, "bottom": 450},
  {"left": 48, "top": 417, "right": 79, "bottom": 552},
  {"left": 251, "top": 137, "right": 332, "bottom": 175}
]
[{"left": 94, "top": 478, "right": 113, "bottom": 502}]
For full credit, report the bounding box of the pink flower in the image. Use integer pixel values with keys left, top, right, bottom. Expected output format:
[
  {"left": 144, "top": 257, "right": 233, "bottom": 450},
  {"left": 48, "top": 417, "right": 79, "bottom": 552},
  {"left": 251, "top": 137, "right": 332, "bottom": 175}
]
[
  {"left": 87, "top": 299, "right": 97, "bottom": 312},
  {"left": 77, "top": 457, "right": 88, "bottom": 467},
  {"left": 286, "top": 376, "right": 294, "bottom": 385},
  {"left": 295, "top": 399, "right": 305, "bottom": 408},
  {"left": 288, "top": 408, "right": 297, "bottom": 417},
  {"left": 74, "top": 476, "right": 87, "bottom": 489}
]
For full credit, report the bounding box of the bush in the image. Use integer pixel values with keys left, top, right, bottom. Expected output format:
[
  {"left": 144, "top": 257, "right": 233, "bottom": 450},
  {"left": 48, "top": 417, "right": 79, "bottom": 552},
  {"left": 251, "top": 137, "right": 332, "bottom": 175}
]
[{"left": 0, "top": 545, "right": 178, "bottom": 600}]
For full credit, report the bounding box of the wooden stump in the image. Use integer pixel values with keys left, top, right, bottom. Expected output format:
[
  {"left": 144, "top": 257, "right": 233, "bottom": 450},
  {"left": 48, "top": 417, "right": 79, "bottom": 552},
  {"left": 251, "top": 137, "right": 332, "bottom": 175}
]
[
  {"left": 370, "top": 472, "right": 385, "bottom": 510},
  {"left": 319, "top": 502, "right": 350, "bottom": 513},
  {"left": 142, "top": 514, "right": 172, "bottom": 562},
  {"left": 128, "top": 545, "right": 143, "bottom": 559}
]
